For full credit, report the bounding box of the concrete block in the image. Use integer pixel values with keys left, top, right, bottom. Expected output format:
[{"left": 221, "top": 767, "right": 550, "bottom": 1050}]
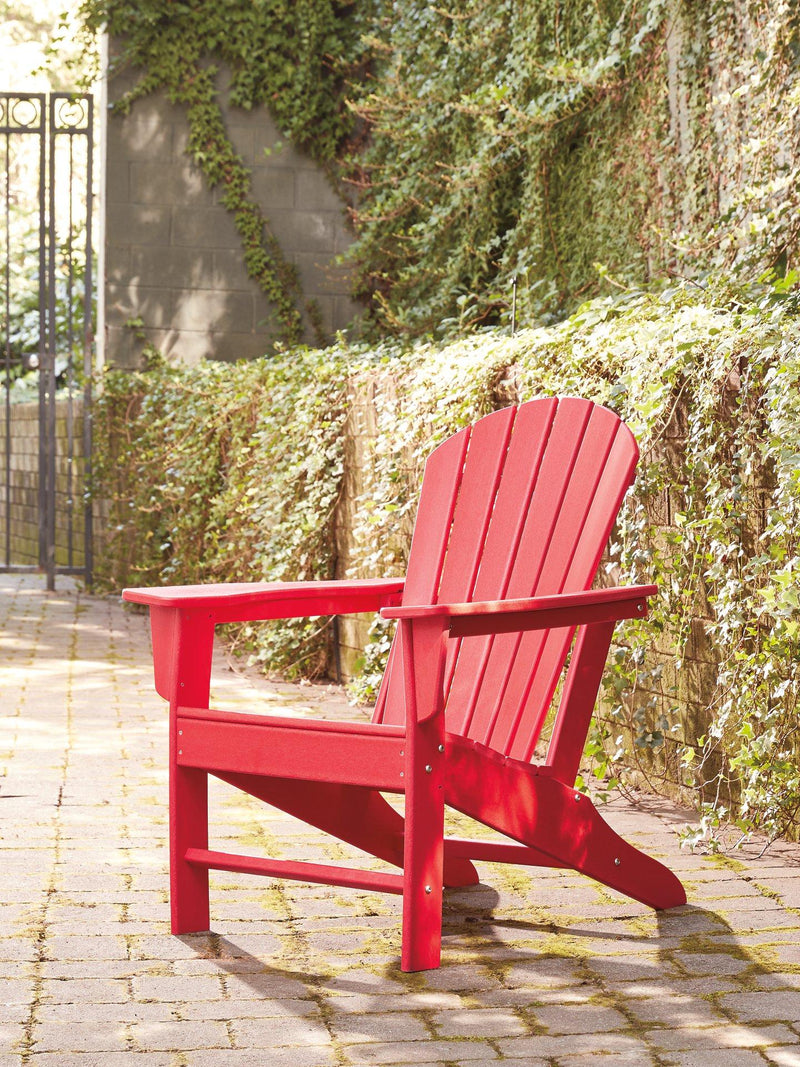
[
  {"left": 225, "top": 122, "right": 256, "bottom": 166},
  {"left": 271, "top": 210, "right": 338, "bottom": 254},
  {"left": 170, "top": 121, "right": 192, "bottom": 162},
  {"left": 107, "top": 102, "right": 174, "bottom": 162},
  {"left": 211, "top": 248, "right": 262, "bottom": 292},
  {"left": 171, "top": 204, "right": 241, "bottom": 249},
  {"left": 108, "top": 285, "right": 250, "bottom": 335},
  {"left": 127, "top": 246, "right": 220, "bottom": 290},
  {"left": 129, "top": 161, "right": 208, "bottom": 206},
  {"left": 206, "top": 331, "right": 280, "bottom": 362},
  {"left": 106, "top": 204, "right": 171, "bottom": 249},
  {"left": 249, "top": 167, "right": 296, "bottom": 211},
  {"left": 104, "top": 157, "right": 130, "bottom": 202},
  {"left": 103, "top": 324, "right": 141, "bottom": 369},
  {"left": 171, "top": 289, "right": 255, "bottom": 334},
  {"left": 142, "top": 328, "right": 215, "bottom": 366},
  {"left": 295, "top": 169, "right": 342, "bottom": 213}
]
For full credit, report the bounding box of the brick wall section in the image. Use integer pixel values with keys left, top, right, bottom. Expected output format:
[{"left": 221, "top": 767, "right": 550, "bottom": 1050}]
[
  {"left": 105, "top": 62, "right": 360, "bottom": 368},
  {"left": 0, "top": 403, "right": 39, "bottom": 565},
  {"left": 0, "top": 399, "right": 89, "bottom": 570}
]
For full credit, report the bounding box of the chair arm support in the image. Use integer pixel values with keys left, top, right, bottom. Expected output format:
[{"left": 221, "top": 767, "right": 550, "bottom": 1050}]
[
  {"left": 382, "top": 584, "right": 656, "bottom": 639},
  {"left": 123, "top": 577, "right": 405, "bottom": 625}
]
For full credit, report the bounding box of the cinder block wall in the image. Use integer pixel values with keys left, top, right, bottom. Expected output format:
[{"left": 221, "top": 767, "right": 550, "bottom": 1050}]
[
  {"left": 0, "top": 400, "right": 88, "bottom": 571},
  {"left": 104, "top": 61, "right": 360, "bottom": 367}
]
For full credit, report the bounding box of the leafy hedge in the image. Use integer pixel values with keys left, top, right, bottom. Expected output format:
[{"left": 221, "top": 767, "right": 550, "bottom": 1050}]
[
  {"left": 95, "top": 347, "right": 350, "bottom": 676},
  {"left": 97, "top": 282, "right": 800, "bottom": 842}
]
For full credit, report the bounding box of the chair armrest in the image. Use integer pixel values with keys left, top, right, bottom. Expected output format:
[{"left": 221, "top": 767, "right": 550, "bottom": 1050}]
[
  {"left": 125, "top": 578, "right": 405, "bottom": 702},
  {"left": 381, "top": 585, "right": 656, "bottom": 639},
  {"left": 123, "top": 577, "right": 405, "bottom": 625}
]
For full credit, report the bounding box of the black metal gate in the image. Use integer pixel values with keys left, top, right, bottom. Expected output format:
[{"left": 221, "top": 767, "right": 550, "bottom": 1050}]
[{"left": 1, "top": 92, "right": 93, "bottom": 589}]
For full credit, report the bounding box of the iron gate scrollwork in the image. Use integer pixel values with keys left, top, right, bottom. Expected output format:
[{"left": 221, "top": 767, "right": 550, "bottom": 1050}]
[{"left": 1, "top": 92, "right": 94, "bottom": 589}]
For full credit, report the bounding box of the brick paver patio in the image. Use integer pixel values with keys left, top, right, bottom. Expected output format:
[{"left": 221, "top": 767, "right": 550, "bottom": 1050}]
[{"left": 1, "top": 573, "right": 799, "bottom": 1065}]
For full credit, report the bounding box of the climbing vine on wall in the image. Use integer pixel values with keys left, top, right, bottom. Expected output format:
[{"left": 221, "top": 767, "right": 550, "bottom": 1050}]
[
  {"left": 72, "top": 1, "right": 800, "bottom": 340},
  {"left": 344, "top": 0, "right": 800, "bottom": 335},
  {"left": 94, "top": 346, "right": 352, "bottom": 676},
  {"left": 76, "top": 0, "right": 371, "bottom": 344},
  {"left": 341, "top": 282, "right": 800, "bottom": 843}
]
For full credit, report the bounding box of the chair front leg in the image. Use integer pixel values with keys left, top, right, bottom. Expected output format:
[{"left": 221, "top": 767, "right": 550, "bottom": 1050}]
[
  {"left": 170, "top": 764, "right": 210, "bottom": 933},
  {"left": 399, "top": 618, "right": 447, "bottom": 971},
  {"left": 153, "top": 607, "right": 215, "bottom": 934}
]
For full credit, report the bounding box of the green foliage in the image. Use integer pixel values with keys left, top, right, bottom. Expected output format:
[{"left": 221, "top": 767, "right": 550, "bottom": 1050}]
[
  {"left": 341, "top": 280, "right": 800, "bottom": 842},
  {"left": 344, "top": 0, "right": 669, "bottom": 333},
  {"left": 529, "top": 279, "right": 800, "bottom": 845},
  {"left": 69, "top": 1, "right": 800, "bottom": 341},
  {"left": 96, "top": 280, "right": 800, "bottom": 839},
  {"left": 344, "top": 0, "right": 800, "bottom": 336},
  {"left": 0, "top": 0, "right": 92, "bottom": 90},
  {"left": 1, "top": 220, "right": 92, "bottom": 401}
]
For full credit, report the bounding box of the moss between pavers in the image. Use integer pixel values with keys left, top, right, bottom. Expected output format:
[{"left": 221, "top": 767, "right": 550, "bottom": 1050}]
[
  {"left": 704, "top": 853, "right": 749, "bottom": 874},
  {"left": 750, "top": 881, "right": 800, "bottom": 922}
]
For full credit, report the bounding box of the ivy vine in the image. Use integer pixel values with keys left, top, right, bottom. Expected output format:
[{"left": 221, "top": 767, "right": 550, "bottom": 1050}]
[
  {"left": 94, "top": 345, "right": 352, "bottom": 676},
  {"left": 344, "top": 0, "right": 800, "bottom": 335},
  {"left": 76, "top": 0, "right": 371, "bottom": 345},
  {"left": 70, "top": 1, "right": 800, "bottom": 341}
]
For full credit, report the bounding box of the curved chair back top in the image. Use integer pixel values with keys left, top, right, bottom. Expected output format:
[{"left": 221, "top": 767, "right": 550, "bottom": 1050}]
[{"left": 373, "top": 397, "right": 638, "bottom": 761}]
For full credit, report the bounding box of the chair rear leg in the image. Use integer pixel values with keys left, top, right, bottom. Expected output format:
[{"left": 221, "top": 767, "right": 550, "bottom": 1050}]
[
  {"left": 534, "top": 784, "right": 687, "bottom": 910},
  {"left": 446, "top": 745, "right": 686, "bottom": 911},
  {"left": 170, "top": 765, "right": 210, "bottom": 933}
]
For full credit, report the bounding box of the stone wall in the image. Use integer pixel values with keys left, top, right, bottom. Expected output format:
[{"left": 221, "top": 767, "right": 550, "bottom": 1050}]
[
  {"left": 104, "top": 64, "right": 360, "bottom": 368},
  {"left": 0, "top": 399, "right": 89, "bottom": 572}
]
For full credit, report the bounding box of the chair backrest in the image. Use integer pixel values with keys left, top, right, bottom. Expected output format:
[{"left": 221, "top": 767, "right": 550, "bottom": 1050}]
[{"left": 372, "top": 397, "right": 639, "bottom": 762}]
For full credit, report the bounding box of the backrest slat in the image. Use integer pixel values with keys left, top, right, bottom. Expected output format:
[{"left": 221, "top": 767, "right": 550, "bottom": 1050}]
[
  {"left": 458, "top": 398, "right": 594, "bottom": 746},
  {"left": 437, "top": 406, "right": 518, "bottom": 693},
  {"left": 509, "top": 421, "right": 639, "bottom": 760},
  {"left": 373, "top": 426, "right": 470, "bottom": 726},
  {"left": 489, "top": 405, "right": 629, "bottom": 757}
]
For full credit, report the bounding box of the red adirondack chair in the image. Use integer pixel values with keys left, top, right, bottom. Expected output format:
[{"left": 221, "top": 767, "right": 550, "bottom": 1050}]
[{"left": 123, "top": 396, "right": 686, "bottom": 971}]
